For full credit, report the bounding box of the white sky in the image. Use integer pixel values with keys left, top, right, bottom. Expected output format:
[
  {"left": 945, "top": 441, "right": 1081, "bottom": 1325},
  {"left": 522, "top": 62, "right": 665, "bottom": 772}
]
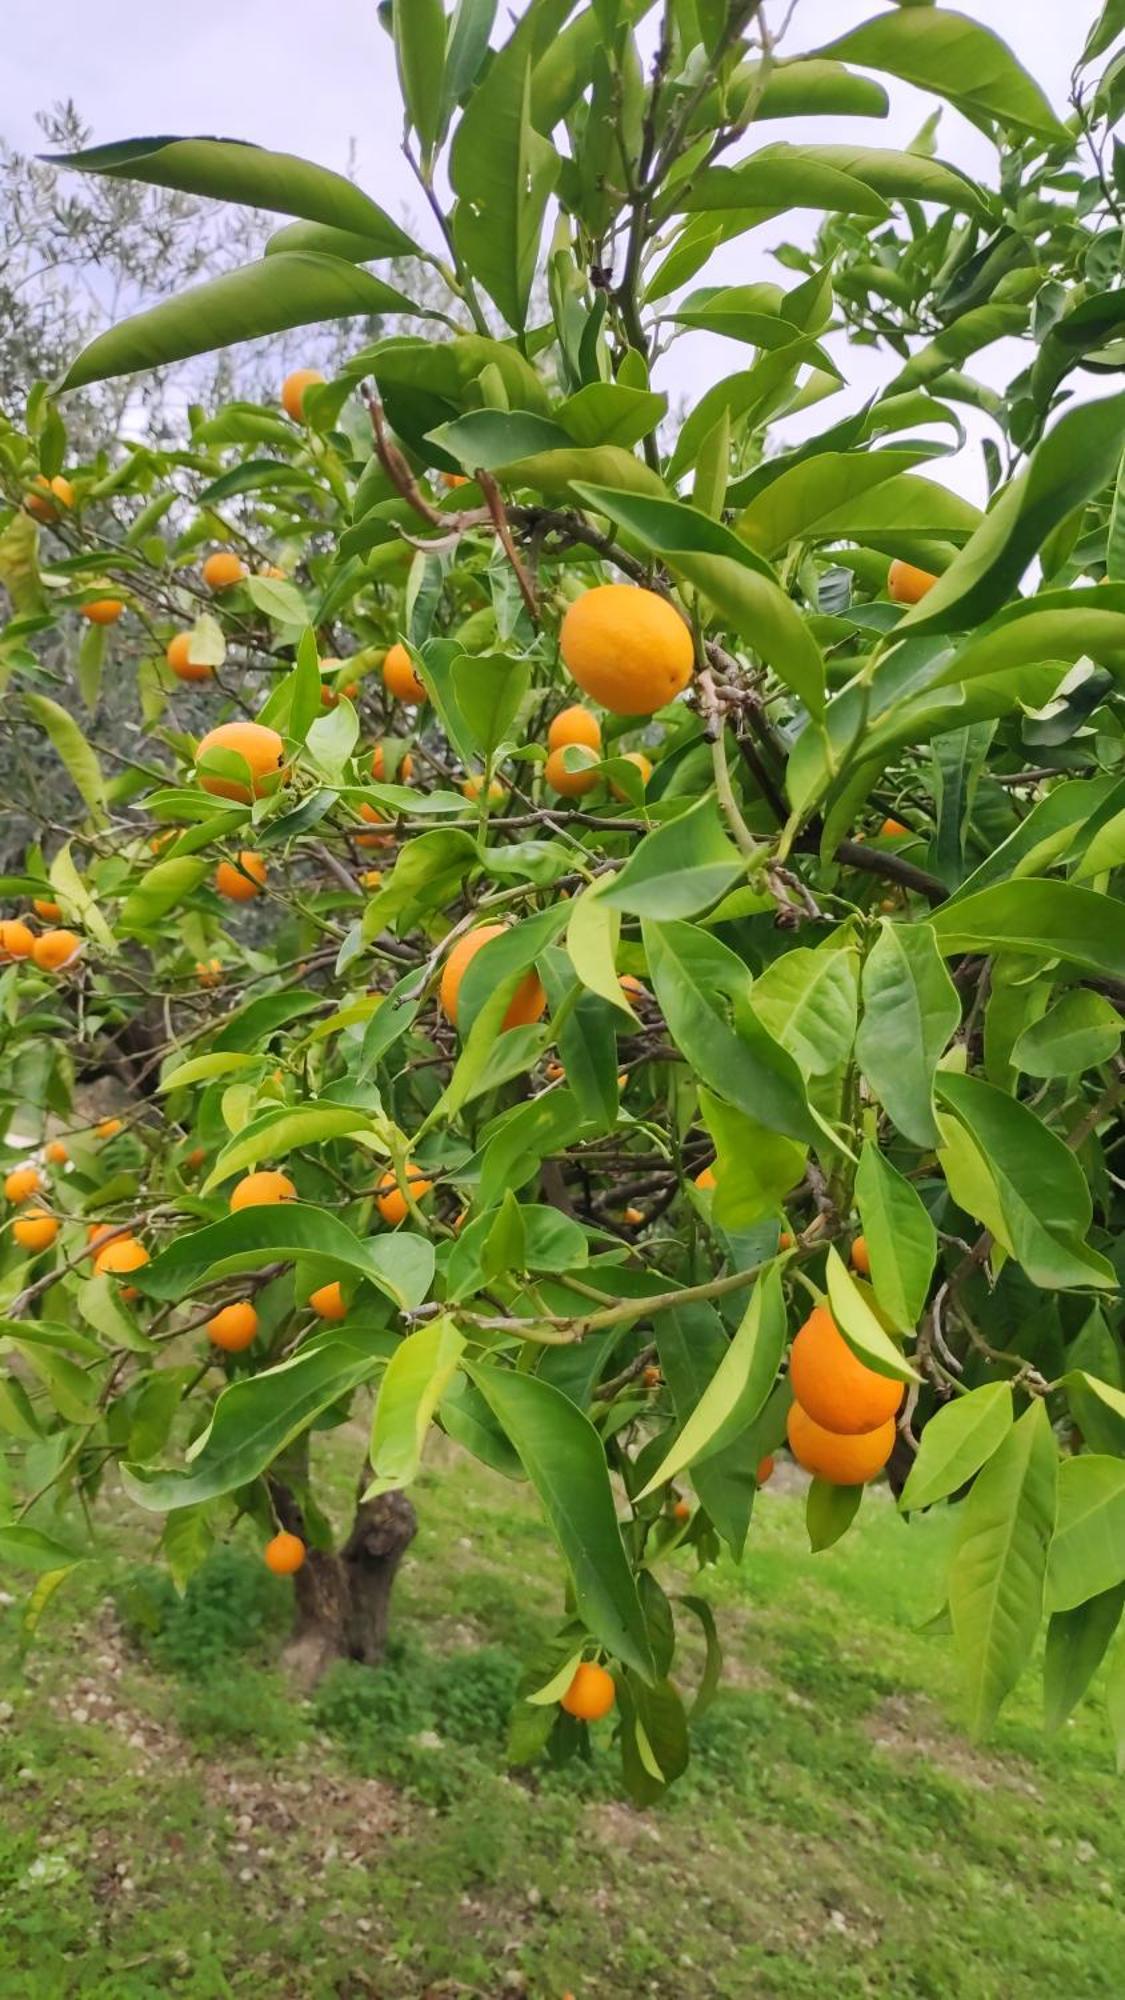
[{"left": 3, "top": 2, "right": 1100, "bottom": 500}]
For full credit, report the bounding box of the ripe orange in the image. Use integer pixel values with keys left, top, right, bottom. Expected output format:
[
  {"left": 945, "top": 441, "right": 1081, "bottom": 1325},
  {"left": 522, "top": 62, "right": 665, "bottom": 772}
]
[
  {"left": 548, "top": 705, "right": 602, "bottom": 754},
  {"left": 786, "top": 1402, "right": 896, "bottom": 1486},
  {"left": 382, "top": 642, "right": 427, "bottom": 704},
  {"left": 560, "top": 1661, "right": 615, "bottom": 1721},
  {"left": 880, "top": 818, "right": 908, "bottom": 839},
  {"left": 788, "top": 1304, "right": 902, "bottom": 1435},
  {"left": 0, "top": 919, "right": 35, "bottom": 959},
  {"left": 439, "top": 924, "right": 546, "bottom": 1031},
  {"left": 778, "top": 1230, "right": 794, "bottom": 1250},
  {"left": 33, "top": 899, "right": 61, "bottom": 921},
  {"left": 264, "top": 1530, "right": 306, "bottom": 1575},
  {"left": 45, "top": 1140, "right": 69, "bottom": 1165},
  {"left": 356, "top": 802, "right": 394, "bottom": 848},
  {"left": 376, "top": 1163, "right": 432, "bottom": 1226},
  {"left": 757, "top": 1455, "right": 775, "bottom": 1485},
  {"left": 368, "top": 741, "right": 410, "bottom": 785},
  {"left": 673, "top": 1498, "right": 692, "bottom": 1522},
  {"left": 12, "top": 1208, "right": 58, "bottom": 1252},
  {"left": 81, "top": 597, "right": 124, "bottom": 624},
  {"left": 94, "top": 1236, "right": 148, "bottom": 1296},
  {"left": 281, "top": 369, "right": 325, "bottom": 421},
  {"left": 167, "top": 631, "right": 213, "bottom": 683},
  {"left": 86, "top": 1222, "right": 120, "bottom": 1258},
  {"left": 461, "top": 773, "right": 507, "bottom": 805},
  {"left": 361, "top": 869, "right": 383, "bottom": 890},
  {"left": 215, "top": 852, "right": 267, "bottom": 901},
  {"left": 202, "top": 550, "right": 246, "bottom": 591},
  {"left": 26, "top": 474, "right": 75, "bottom": 520},
  {"left": 693, "top": 1165, "right": 716, "bottom": 1191},
  {"left": 642, "top": 1363, "right": 662, "bottom": 1386},
  {"left": 96, "top": 1117, "right": 124, "bottom": 1141},
  {"left": 259, "top": 564, "right": 287, "bottom": 580},
  {"left": 560, "top": 584, "right": 694, "bottom": 715},
  {"left": 308, "top": 1280, "right": 347, "bottom": 1320},
  {"left": 184, "top": 1145, "right": 207, "bottom": 1172},
  {"left": 31, "top": 930, "right": 82, "bottom": 972},
  {"left": 545, "top": 745, "right": 599, "bottom": 797},
  {"left": 196, "top": 958, "right": 223, "bottom": 986},
  {"left": 624, "top": 1206, "right": 645, "bottom": 1226},
  {"left": 230, "top": 1170, "right": 296, "bottom": 1211},
  {"left": 207, "top": 1301, "right": 259, "bottom": 1351},
  {"left": 4, "top": 1165, "right": 41, "bottom": 1203},
  {"left": 887, "top": 559, "right": 937, "bottom": 605},
  {"left": 611, "top": 750, "right": 652, "bottom": 800},
  {"left": 196, "top": 721, "right": 287, "bottom": 802},
  {"left": 440, "top": 471, "right": 467, "bottom": 489},
  {"left": 850, "top": 1236, "right": 871, "bottom": 1277},
  {"left": 619, "top": 974, "right": 646, "bottom": 1002}
]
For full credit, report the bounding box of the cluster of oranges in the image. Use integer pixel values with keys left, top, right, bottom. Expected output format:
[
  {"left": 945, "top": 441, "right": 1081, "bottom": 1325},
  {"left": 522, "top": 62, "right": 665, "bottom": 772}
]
[
  {"left": 783, "top": 1242, "right": 902, "bottom": 1486},
  {"left": 0, "top": 912, "right": 83, "bottom": 973}
]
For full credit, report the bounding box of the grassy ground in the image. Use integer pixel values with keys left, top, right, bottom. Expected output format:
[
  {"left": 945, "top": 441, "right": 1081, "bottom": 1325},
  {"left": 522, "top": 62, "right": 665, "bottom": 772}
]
[{"left": 0, "top": 1436, "right": 1120, "bottom": 2000}]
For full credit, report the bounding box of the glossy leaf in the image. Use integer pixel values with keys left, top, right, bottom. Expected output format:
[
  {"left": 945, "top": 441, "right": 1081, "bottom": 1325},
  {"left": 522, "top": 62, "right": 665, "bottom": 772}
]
[
  {"left": 819, "top": 10, "right": 1068, "bottom": 143},
  {"left": 855, "top": 920, "right": 960, "bottom": 1147},
  {"left": 601, "top": 795, "right": 745, "bottom": 921},
  {"left": 59, "top": 255, "right": 425, "bottom": 392},
  {"left": 23, "top": 692, "right": 107, "bottom": 822},
  {"left": 468, "top": 1362, "right": 654, "bottom": 1680},
  {"left": 900, "top": 1384, "right": 1014, "bottom": 1513},
  {"left": 949, "top": 1401, "right": 1058, "bottom": 1736},
  {"left": 643, "top": 919, "right": 819, "bottom": 1144},
  {"left": 122, "top": 1330, "right": 392, "bottom": 1512},
  {"left": 936, "top": 1073, "right": 1114, "bottom": 1291},
  {"left": 931, "top": 880, "right": 1125, "bottom": 983},
  {"left": 1012, "top": 990, "right": 1122, "bottom": 1078},
  {"left": 898, "top": 393, "right": 1125, "bottom": 638},
  {"left": 825, "top": 1247, "right": 919, "bottom": 1382},
  {"left": 854, "top": 1142, "right": 937, "bottom": 1330},
  {"left": 138, "top": 1205, "right": 435, "bottom": 1312},
  {"left": 201, "top": 1103, "right": 377, "bottom": 1194},
  {"left": 639, "top": 1263, "right": 787, "bottom": 1497},
  {"left": 1043, "top": 1585, "right": 1125, "bottom": 1731},
  {"left": 1046, "top": 1457, "right": 1125, "bottom": 1613},
  {"left": 368, "top": 1317, "right": 465, "bottom": 1495}
]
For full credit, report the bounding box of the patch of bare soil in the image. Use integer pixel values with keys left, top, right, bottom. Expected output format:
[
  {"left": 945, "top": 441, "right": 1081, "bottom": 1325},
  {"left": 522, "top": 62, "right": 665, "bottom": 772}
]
[{"left": 862, "top": 1691, "right": 1043, "bottom": 1796}]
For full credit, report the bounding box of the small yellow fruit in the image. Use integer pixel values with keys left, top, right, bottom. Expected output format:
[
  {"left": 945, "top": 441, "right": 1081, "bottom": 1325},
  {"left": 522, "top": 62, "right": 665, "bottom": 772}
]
[
  {"left": 281, "top": 369, "right": 325, "bottom": 422},
  {"left": 207, "top": 1301, "right": 259, "bottom": 1351},
  {"left": 13, "top": 1208, "right": 59, "bottom": 1252},
  {"left": 560, "top": 584, "right": 693, "bottom": 716},
  {"left": 229, "top": 1170, "right": 296, "bottom": 1211},
  {"left": 202, "top": 551, "right": 246, "bottom": 591}
]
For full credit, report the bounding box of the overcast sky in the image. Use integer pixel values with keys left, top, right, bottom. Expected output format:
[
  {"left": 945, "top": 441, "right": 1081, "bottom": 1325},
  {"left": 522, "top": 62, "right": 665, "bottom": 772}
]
[{"left": 4, "top": 2, "right": 1099, "bottom": 500}]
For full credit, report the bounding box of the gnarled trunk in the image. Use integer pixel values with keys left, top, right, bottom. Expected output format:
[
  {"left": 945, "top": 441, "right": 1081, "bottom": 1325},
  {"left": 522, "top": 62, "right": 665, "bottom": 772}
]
[{"left": 270, "top": 1482, "right": 417, "bottom": 1691}]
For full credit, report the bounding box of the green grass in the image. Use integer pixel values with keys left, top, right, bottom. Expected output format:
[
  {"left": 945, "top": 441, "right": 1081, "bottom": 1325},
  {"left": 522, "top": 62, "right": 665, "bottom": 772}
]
[{"left": 0, "top": 1443, "right": 1121, "bottom": 1999}]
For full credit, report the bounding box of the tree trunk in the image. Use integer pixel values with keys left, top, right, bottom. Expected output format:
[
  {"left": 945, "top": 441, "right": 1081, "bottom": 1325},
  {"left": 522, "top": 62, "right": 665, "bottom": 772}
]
[{"left": 269, "top": 1482, "right": 417, "bottom": 1691}]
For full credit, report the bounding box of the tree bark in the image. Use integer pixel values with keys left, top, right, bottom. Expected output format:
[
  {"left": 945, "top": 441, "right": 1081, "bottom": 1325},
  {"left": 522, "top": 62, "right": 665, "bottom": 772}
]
[{"left": 269, "top": 1481, "right": 417, "bottom": 1691}]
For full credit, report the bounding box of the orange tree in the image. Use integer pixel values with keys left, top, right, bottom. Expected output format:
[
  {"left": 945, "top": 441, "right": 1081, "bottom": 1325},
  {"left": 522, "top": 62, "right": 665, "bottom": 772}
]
[{"left": 3, "top": 0, "right": 1125, "bottom": 1794}]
